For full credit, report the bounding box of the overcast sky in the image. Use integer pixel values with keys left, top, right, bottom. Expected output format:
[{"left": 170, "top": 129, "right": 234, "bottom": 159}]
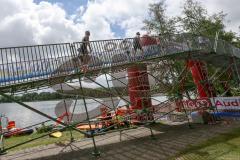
[{"left": 0, "top": 0, "right": 239, "bottom": 48}]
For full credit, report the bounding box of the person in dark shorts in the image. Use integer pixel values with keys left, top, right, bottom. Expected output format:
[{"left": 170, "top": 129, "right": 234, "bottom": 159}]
[
  {"left": 77, "top": 31, "right": 92, "bottom": 71},
  {"left": 133, "top": 32, "right": 143, "bottom": 57}
]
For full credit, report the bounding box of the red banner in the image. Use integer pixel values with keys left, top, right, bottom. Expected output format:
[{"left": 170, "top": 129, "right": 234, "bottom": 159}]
[{"left": 178, "top": 98, "right": 212, "bottom": 111}]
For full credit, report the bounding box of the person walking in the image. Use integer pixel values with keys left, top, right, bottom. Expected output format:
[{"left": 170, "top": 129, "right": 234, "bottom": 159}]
[
  {"left": 133, "top": 32, "right": 143, "bottom": 58},
  {"left": 77, "top": 31, "right": 92, "bottom": 72}
]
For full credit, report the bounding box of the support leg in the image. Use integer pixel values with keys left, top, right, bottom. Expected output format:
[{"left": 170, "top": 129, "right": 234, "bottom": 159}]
[
  {"left": 119, "top": 130, "right": 122, "bottom": 142},
  {"left": 78, "top": 77, "right": 100, "bottom": 157},
  {"left": 183, "top": 106, "right": 193, "bottom": 129},
  {"left": 149, "top": 126, "right": 156, "bottom": 140},
  {"left": 105, "top": 74, "right": 119, "bottom": 128},
  {"left": 60, "top": 84, "right": 74, "bottom": 142},
  {"left": 0, "top": 135, "right": 7, "bottom": 155}
]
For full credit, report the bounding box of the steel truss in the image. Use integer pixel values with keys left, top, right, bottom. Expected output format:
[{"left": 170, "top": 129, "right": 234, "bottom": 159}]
[{"left": 0, "top": 34, "right": 240, "bottom": 157}]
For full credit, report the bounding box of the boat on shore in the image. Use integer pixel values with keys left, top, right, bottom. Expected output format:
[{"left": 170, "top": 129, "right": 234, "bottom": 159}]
[
  {"left": 4, "top": 128, "right": 34, "bottom": 138},
  {"left": 1, "top": 116, "right": 34, "bottom": 138}
]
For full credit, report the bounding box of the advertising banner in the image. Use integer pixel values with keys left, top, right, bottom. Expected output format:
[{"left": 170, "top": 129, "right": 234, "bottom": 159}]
[
  {"left": 211, "top": 97, "right": 240, "bottom": 110},
  {"left": 181, "top": 98, "right": 212, "bottom": 111},
  {"left": 180, "top": 97, "right": 240, "bottom": 111}
]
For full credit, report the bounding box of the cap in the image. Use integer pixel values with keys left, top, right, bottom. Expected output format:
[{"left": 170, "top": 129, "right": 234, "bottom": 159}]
[{"left": 136, "top": 32, "right": 140, "bottom": 35}]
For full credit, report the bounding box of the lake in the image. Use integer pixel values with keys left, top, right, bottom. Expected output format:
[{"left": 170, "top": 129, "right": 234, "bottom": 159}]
[{"left": 0, "top": 96, "right": 167, "bottom": 128}]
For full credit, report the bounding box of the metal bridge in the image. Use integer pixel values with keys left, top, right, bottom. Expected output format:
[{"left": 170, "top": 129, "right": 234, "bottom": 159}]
[
  {"left": 0, "top": 33, "right": 240, "bottom": 156},
  {"left": 0, "top": 34, "right": 239, "bottom": 93}
]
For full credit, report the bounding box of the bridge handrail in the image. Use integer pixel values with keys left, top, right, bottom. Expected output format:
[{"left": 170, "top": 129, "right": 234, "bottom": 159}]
[{"left": 0, "top": 34, "right": 239, "bottom": 88}]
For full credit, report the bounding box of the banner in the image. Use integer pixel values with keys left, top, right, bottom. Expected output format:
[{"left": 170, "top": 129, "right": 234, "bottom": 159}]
[
  {"left": 179, "top": 97, "right": 240, "bottom": 111},
  {"left": 211, "top": 97, "right": 240, "bottom": 110},
  {"left": 181, "top": 98, "right": 212, "bottom": 111}
]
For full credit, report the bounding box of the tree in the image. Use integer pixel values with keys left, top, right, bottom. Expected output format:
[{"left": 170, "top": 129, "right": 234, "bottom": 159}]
[
  {"left": 181, "top": 0, "right": 240, "bottom": 95},
  {"left": 143, "top": 1, "right": 192, "bottom": 98},
  {"left": 144, "top": 0, "right": 240, "bottom": 99},
  {"left": 143, "top": 0, "right": 176, "bottom": 35},
  {"left": 180, "top": 0, "right": 239, "bottom": 44},
  {"left": 143, "top": 1, "right": 185, "bottom": 98}
]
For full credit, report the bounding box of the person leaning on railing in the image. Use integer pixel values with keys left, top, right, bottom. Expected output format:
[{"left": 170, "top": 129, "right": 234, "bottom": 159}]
[{"left": 77, "top": 31, "right": 92, "bottom": 72}]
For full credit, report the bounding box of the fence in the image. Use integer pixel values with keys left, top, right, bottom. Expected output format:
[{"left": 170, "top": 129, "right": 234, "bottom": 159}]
[{"left": 0, "top": 34, "right": 239, "bottom": 89}]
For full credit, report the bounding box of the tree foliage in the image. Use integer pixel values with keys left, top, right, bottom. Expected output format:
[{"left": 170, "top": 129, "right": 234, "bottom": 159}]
[
  {"left": 144, "top": 0, "right": 240, "bottom": 98},
  {"left": 0, "top": 87, "right": 127, "bottom": 103},
  {"left": 181, "top": 0, "right": 239, "bottom": 44},
  {"left": 143, "top": 0, "right": 176, "bottom": 35}
]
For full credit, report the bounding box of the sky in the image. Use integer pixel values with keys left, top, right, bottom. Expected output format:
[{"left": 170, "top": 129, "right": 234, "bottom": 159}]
[{"left": 0, "top": 0, "right": 239, "bottom": 48}]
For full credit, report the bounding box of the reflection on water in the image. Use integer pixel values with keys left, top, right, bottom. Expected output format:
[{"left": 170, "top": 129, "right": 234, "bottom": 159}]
[{"left": 0, "top": 96, "right": 167, "bottom": 128}]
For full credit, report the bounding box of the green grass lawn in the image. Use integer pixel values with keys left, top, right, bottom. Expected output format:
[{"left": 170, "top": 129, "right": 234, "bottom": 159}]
[
  {"left": 2, "top": 125, "right": 137, "bottom": 153},
  {"left": 173, "top": 128, "right": 240, "bottom": 160},
  {"left": 3, "top": 130, "right": 84, "bottom": 152}
]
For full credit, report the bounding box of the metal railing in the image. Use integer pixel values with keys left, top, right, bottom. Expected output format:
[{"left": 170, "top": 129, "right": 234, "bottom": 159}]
[{"left": 0, "top": 34, "right": 239, "bottom": 89}]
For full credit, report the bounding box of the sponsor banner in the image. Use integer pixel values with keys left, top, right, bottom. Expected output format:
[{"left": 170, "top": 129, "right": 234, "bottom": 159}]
[
  {"left": 180, "top": 97, "right": 240, "bottom": 111},
  {"left": 211, "top": 97, "right": 240, "bottom": 110},
  {"left": 181, "top": 98, "right": 212, "bottom": 111}
]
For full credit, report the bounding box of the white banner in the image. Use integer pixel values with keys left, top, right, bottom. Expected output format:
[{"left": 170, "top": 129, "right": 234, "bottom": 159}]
[{"left": 210, "top": 97, "right": 240, "bottom": 110}]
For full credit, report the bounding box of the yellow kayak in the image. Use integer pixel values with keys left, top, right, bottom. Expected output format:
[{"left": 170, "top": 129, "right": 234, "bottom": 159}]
[{"left": 50, "top": 131, "right": 62, "bottom": 138}]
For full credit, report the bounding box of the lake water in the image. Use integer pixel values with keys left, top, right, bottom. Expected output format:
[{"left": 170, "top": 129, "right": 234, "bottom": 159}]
[
  {"left": 0, "top": 96, "right": 167, "bottom": 128},
  {"left": 0, "top": 101, "right": 58, "bottom": 128}
]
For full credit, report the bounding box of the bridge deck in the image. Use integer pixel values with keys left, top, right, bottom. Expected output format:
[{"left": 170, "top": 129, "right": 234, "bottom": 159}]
[{"left": 0, "top": 34, "right": 239, "bottom": 93}]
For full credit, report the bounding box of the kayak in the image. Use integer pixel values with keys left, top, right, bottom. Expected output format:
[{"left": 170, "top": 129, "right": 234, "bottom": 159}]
[
  {"left": 4, "top": 128, "right": 34, "bottom": 138},
  {"left": 49, "top": 131, "right": 62, "bottom": 138},
  {"left": 77, "top": 124, "right": 102, "bottom": 131}
]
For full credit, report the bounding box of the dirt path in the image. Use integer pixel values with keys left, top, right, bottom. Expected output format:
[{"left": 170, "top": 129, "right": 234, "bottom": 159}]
[{"left": 2, "top": 122, "right": 240, "bottom": 160}]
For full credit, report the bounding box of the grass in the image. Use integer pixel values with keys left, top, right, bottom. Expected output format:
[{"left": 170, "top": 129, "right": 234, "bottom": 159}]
[
  {"left": 4, "top": 123, "right": 240, "bottom": 159},
  {"left": 3, "top": 130, "right": 84, "bottom": 152},
  {"left": 172, "top": 127, "right": 240, "bottom": 160},
  {"left": 1, "top": 124, "right": 138, "bottom": 153}
]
